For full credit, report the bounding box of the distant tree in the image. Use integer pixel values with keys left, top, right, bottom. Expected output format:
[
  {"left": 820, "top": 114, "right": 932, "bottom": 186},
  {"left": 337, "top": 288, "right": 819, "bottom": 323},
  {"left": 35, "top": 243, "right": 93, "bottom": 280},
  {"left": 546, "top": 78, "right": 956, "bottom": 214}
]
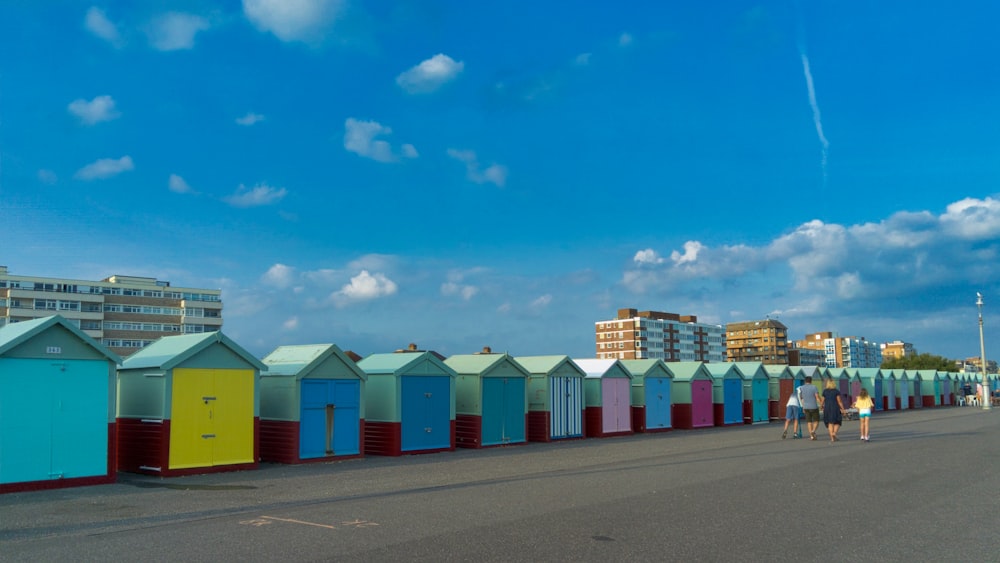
[{"left": 881, "top": 353, "right": 955, "bottom": 371}]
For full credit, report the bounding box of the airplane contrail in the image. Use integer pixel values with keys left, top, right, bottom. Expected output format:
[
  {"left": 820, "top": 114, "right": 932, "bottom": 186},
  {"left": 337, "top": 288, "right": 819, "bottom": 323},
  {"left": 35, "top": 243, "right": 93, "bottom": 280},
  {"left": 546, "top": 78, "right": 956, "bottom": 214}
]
[{"left": 799, "top": 50, "right": 829, "bottom": 182}]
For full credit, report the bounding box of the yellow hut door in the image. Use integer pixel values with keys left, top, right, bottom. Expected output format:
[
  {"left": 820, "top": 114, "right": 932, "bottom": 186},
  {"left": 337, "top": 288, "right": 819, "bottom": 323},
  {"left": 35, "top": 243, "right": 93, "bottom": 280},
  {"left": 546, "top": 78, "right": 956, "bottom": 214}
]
[{"left": 169, "top": 369, "right": 254, "bottom": 470}]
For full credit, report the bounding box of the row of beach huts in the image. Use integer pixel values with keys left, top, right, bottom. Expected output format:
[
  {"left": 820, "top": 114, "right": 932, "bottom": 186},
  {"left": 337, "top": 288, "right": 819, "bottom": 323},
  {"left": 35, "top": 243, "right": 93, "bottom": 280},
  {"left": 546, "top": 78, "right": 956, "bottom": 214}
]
[{"left": 0, "top": 315, "right": 992, "bottom": 493}]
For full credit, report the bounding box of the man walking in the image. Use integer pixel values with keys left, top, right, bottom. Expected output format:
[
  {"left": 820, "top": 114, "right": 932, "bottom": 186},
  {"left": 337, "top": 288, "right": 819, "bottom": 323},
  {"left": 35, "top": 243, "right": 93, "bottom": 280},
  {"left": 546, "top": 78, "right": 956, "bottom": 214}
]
[{"left": 797, "top": 376, "right": 821, "bottom": 441}]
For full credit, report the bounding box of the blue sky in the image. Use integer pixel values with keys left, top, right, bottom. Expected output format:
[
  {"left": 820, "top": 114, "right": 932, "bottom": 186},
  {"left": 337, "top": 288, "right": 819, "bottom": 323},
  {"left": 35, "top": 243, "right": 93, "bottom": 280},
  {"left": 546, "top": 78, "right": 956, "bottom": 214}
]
[{"left": 2, "top": 1, "right": 998, "bottom": 362}]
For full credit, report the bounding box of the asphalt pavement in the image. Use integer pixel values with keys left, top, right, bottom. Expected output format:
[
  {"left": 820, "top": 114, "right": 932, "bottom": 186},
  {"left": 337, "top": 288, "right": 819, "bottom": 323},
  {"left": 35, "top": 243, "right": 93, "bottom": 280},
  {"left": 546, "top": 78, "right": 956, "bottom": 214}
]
[{"left": 2, "top": 405, "right": 998, "bottom": 562}]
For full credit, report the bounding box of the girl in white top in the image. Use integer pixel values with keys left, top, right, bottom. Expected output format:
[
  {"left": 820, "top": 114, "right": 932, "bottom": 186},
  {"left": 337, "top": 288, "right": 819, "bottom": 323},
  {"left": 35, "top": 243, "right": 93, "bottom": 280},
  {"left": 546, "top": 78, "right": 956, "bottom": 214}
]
[{"left": 782, "top": 392, "right": 801, "bottom": 439}]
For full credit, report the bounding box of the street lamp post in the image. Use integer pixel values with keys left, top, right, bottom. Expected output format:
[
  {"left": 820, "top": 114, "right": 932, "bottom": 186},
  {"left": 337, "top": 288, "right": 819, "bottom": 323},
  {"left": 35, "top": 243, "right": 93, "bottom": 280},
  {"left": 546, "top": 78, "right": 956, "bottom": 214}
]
[{"left": 977, "top": 292, "right": 991, "bottom": 410}]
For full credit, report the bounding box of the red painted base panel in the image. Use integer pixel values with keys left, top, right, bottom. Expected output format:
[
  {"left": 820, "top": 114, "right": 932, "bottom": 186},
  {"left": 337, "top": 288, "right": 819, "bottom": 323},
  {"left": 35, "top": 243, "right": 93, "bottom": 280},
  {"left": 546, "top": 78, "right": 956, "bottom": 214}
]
[
  {"left": 527, "top": 410, "right": 551, "bottom": 442},
  {"left": 259, "top": 419, "right": 365, "bottom": 464},
  {"left": 631, "top": 405, "right": 646, "bottom": 433}
]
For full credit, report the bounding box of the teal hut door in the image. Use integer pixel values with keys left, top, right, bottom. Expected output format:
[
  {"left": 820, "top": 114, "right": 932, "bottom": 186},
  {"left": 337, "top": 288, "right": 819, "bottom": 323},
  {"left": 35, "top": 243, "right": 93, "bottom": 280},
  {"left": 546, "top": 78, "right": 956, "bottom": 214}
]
[
  {"left": 753, "top": 378, "right": 769, "bottom": 423},
  {"left": 0, "top": 359, "right": 108, "bottom": 485},
  {"left": 482, "top": 377, "right": 526, "bottom": 446},
  {"left": 401, "top": 376, "right": 451, "bottom": 452},
  {"left": 646, "top": 377, "right": 672, "bottom": 430},
  {"left": 299, "top": 380, "right": 360, "bottom": 459}
]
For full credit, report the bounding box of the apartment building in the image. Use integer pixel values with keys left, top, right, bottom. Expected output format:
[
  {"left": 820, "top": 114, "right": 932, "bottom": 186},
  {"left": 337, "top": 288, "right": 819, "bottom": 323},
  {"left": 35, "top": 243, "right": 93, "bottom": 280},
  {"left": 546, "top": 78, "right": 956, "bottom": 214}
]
[
  {"left": 788, "top": 342, "right": 826, "bottom": 366},
  {"left": 0, "top": 266, "right": 222, "bottom": 357},
  {"left": 881, "top": 340, "right": 915, "bottom": 360},
  {"left": 595, "top": 308, "right": 726, "bottom": 362},
  {"left": 794, "top": 331, "right": 883, "bottom": 368},
  {"left": 724, "top": 318, "right": 788, "bottom": 364}
]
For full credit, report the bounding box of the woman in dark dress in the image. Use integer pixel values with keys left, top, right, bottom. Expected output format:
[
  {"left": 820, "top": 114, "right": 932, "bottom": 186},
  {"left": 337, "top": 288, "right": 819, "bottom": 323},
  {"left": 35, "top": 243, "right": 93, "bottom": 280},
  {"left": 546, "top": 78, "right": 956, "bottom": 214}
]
[{"left": 821, "top": 378, "right": 845, "bottom": 442}]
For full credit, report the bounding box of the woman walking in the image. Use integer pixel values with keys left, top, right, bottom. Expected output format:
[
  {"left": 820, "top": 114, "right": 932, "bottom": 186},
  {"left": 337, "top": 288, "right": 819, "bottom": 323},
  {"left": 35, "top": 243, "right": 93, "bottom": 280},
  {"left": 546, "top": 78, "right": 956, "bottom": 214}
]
[
  {"left": 820, "top": 378, "right": 845, "bottom": 442},
  {"left": 853, "top": 388, "right": 875, "bottom": 442}
]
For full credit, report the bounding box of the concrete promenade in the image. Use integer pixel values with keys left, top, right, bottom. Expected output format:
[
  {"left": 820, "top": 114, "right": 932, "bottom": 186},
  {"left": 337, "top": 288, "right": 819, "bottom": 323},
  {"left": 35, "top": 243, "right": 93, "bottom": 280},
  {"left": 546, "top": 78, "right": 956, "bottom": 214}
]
[{"left": 2, "top": 406, "right": 998, "bottom": 562}]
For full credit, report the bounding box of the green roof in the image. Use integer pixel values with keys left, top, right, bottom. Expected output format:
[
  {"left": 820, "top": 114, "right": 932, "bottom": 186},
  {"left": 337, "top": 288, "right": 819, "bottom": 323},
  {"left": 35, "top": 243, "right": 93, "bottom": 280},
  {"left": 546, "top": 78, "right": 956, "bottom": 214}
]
[
  {"left": 444, "top": 353, "right": 529, "bottom": 377},
  {"left": 121, "top": 331, "right": 266, "bottom": 371},
  {"left": 669, "top": 361, "right": 712, "bottom": 382},
  {"left": 731, "top": 361, "right": 766, "bottom": 379},
  {"left": 357, "top": 351, "right": 457, "bottom": 377},
  {"left": 513, "top": 355, "right": 585, "bottom": 377},
  {"left": 261, "top": 343, "right": 366, "bottom": 380},
  {"left": 0, "top": 315, "right": 121, "bottom": 364},
  {"left": 620, "top": 359, "right": 673, "bottom": 378}
]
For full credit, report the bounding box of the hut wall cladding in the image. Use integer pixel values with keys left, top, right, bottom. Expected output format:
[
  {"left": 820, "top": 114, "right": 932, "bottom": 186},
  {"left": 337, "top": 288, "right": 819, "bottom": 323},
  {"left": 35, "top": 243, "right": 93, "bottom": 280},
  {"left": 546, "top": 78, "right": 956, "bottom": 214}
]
[
  {"left": 259, "top": 420, "right": 298, "bottom": 464},
  {"left": 117, "top": 418, "right": 170, "bottom": 473},
  {"left": 672, "top": 404, "right": 693, "bottom": 430},
  {"left": 365, "top": 421, "right": 402, "bottom": 456},
  {"left": 527, "top": 411, "right": 551, "bottom": 442},
  {"left": 456, "top": 414, "right": 483, "bottom": 448}
]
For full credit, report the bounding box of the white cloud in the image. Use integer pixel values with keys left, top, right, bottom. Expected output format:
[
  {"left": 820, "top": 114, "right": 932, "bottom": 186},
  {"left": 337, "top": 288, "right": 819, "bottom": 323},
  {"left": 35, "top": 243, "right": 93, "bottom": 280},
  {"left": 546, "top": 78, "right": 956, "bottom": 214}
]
[
  {"left": 574, "top": 53, "right": 592, "bottom": 66},
  {"left": 344, "top": 118, "right": 416, "bottom": 163},
  {"left": 332, "top": 270, "right": 398, "bottom": 306},
  {"left": 262, "top": 263, "right": 296, "bottom": 288},
  {"left": 224, "top": 183, "right": 288, "bottom": 207},
  {"left": 75, "top": 156, "right": 134, "bottom": 180},
  {"left": 619, "top": 32, "right": 634, "bottom": 47},
  {"left": 147, "top": 12, "right": 209, "bottom": 51},
  {"left": 940, "top": 197, "right": 1000, "bottom": 240},
  {"left": 633, "top": 249, "right": 665, "bottom": 265},
  {"left": 243, "top": 0, "right": 342, "bottom": 43},
  {"left": 396, "top": 53, "right": 465, "bottom": 94},
  {"left": 236, "top": 112, "right": 265, "bottom": 126},
  {"left": 622, "top": 195, "right": 1000, "bottom": 321},
  {"left": 85, "top": 7, "right": 121, "bottom": 45},
  {"left": 671, "top": 241, "right": 705, "bottom": 265},
  {"left": 282, "top": 316, "right": 299, "bottom": 330},
  {"left": 68, "top": 95, "right": 121, "bottom": 125},
  {"left": 447, "top": 149, "right": 508, "bottom": 187},
  {"left": 168, "top": 174, "right": 193, "bottom": 194}
]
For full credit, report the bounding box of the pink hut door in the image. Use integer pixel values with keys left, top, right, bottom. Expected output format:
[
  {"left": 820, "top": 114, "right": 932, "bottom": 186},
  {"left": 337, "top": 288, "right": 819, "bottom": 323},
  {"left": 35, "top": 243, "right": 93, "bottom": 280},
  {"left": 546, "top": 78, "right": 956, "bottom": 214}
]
[
  {"left": 601, "top": 378, "right": 631, "bottom": 433},
  {"left": 691, "top": 380, "right": 714, "bottom": 428}
]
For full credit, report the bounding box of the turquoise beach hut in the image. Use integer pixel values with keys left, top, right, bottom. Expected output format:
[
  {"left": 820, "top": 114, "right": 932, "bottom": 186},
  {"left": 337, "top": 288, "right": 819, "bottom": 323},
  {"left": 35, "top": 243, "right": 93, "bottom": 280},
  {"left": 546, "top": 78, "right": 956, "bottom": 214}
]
[{"left": 0, "top": 316, "right": 121, "bottom": 494}]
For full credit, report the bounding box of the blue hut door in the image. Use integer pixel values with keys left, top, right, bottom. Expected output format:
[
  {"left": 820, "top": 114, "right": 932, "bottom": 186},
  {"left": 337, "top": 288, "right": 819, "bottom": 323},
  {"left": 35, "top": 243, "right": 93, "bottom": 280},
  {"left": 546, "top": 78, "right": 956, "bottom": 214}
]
[
  {"left": 300, "top": 379, "right": 360, "bottom": 459},
  {"left": 550, "top": 377, "right": 583, "bottom": 439},
  {"left": 482, "top": 377, "right": 526, "bottom": 446},
  {"left": 724, "top": 378, "right": 743, "bottom": 424},
  {"left": 401, "top": 376, "right": 451, "bottom": 452},
  {"left": 874, "top": 379, "right": 884, "bottom": 410},
  {"left": 646, "top": 377, "right": 671, "bottom": 430}
]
